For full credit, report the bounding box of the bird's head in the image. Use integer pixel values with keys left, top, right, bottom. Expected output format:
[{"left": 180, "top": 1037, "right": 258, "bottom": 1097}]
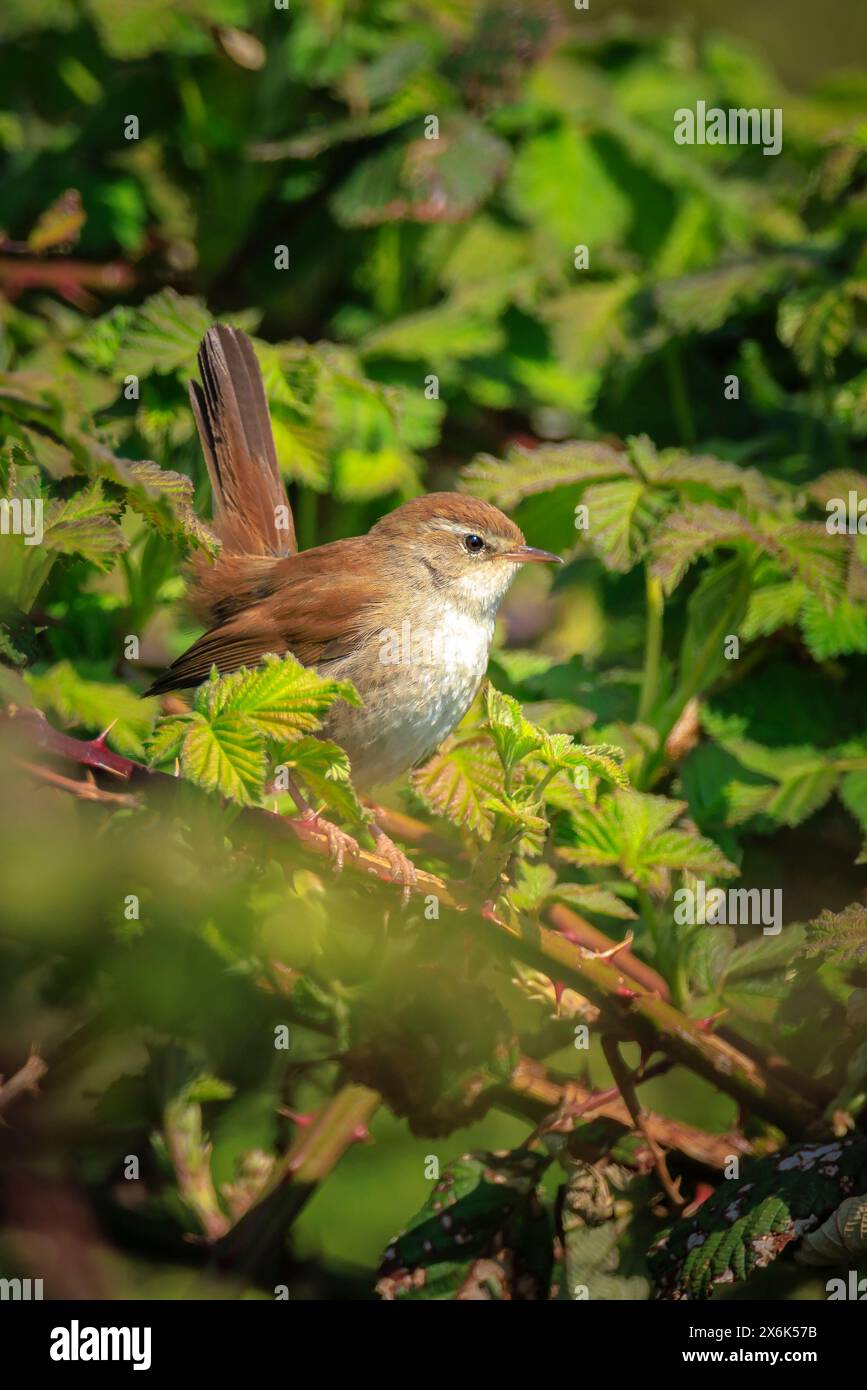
[{"left": 371, "top": 493, "right": 562, "bottom": 618}]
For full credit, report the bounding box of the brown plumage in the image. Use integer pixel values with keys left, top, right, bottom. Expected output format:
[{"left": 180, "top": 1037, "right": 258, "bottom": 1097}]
[
  {"left": 144, "top": 326, "right": 561, "bottom": 790},
  {"left": 188, "top": 324, "right": 295, "bottom": 559}
]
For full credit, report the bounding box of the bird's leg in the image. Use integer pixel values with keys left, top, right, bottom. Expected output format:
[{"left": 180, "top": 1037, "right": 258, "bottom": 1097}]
[
  {"left": 277, "top": 774, "right": 415, "bottom": 899},
  {"left": 369, "top": 821, "right": 418, "bottom": 904},
  {"left": 280, "top": 772, "right": 361, "bottom": 872}
]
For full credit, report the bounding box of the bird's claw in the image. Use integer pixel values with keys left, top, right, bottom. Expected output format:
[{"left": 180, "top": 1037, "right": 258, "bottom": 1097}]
[
  {"left": 372, "top": 829, "right": 418, "bottom": 904},
  {"left": 297, "top": 810, "right": 360, "bottom": 872}
]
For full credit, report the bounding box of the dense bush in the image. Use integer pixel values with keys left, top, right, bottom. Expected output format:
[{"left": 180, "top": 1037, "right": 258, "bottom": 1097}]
[{"left": 2, "top": 0, "right": 867, "bottom": 1300}]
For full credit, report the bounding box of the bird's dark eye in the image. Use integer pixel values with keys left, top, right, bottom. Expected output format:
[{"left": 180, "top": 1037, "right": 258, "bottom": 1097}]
[{"left": 464, "top": 533, "right": 485, "bottom": 553}]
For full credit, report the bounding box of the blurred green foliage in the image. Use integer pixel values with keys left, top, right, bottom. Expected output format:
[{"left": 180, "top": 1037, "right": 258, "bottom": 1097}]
[{"left": 2, "top": 0, "right": 867, "bottom": 1301}]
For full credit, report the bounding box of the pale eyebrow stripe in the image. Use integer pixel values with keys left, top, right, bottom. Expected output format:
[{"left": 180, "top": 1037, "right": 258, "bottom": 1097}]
[
  {"left": 427, "top": 519, "right": 474, "bottom": 535},
  {"left": 426, "top": 518, "right": 517, "bottom": 546}
]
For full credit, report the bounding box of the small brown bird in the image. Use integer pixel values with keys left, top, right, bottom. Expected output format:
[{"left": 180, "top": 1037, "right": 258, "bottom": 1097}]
[{"left": 145, "top": 326, "right": 561, "bottom": 885}]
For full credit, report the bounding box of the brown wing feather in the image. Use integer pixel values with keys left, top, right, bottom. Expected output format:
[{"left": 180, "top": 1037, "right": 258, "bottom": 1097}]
[
  {"left": 190, "top": 324, "right": 296, "bottom": 557},
  {"left": 144, "top": 537, "right": 387, "bottom": 696}
]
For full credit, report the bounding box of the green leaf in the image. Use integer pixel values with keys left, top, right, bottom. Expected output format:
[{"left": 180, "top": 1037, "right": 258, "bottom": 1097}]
[
  {"left": 411, "top": 735, "right": 504, "bottom": 837},
  {"left": 42, "top": 482, "right": 126, "bottom": 568},
  {"left": 93, "top": 453, "right": 219, "bottom": 554},
  {"left": 482, "top": 793, "right": 549, "bottom": 859},
  {"left": 551, "top": 883, "right": 638, "bottom": 920},
  {"left": 723, "top": 923, "right": 807, "bottom": 982},
  {"left": 651, "top": 1137, "right": 867, "bottom": 1298},
  {"left": 507, "top": 861, "right": 557, "bottom": 914},
  {"left": 179, "top": 711, "right": 267, "bottom": 805},
  {"left": 277, "top": 736, "right": 364, "bottom": 822},
  {"left": 197, "top": 653, "right": 359, "bottom": 741},
  {"left": 773, "top": 524, "right": 848, "bottom": 603},
  {"left": 361, "top": 296, "right": 504, "bottom": 364},
  {"left": 778, "top": 284, "right": 854, "bottom": 376},
  {"left": 840, "top": 770, "right": 867, "bottom": 833},
  {"left": 799, "top": 593, "right": 867, "bottom": 659},
  {"left": 147, "top": 716, "right": 189, "bottom": 767},
  {"left": 461, "top": 440, "right": 630, "bottom": 511},
  {"left": 377, "top": 1148, "right": 552, "bottom": 1300},
  {"left": 120, "top": 289, "right": 213, "bottom": 377},
  {"left": 332, "top": 116, "right": 510, "bottom": 227},
  {"left": 561, "top": 789, "right": 736, "bottom": 896},
  {"left": 741, "top": 580, "right": 806, "bottom": 640},
  {"left": 560, "top": 1159, "right": 649, "bottom": 1300},
  {"left": 541, "top": 281, "right": 636, "bottom": 389},
  {"left": 506, "top": 127, "right": 632, "bottom": 250},
  {"left": 698, "top": 714, "right": 841, "bottom": 829},
  {"left": 485, "top": 685, "right": 543, "bottom": 775},
  {"left": 806, "top": 903, "right": 867, "bottom": 966},
  {"left": 656, "top": 257, "right": 794, "bottom": 335},
  {"left": 650, "top": 451, "right": 775, "bottom": 510},
  {"left": 582, "top": 478, "right": 648, "bottom": 572},
  {"left": 675, "top": 555, "right": 752, "bottom": 702},
  {"left": 185, "top": 1072, "right": 236, "bottom": 1104},
  {"left": 153, "top": 656, "right": 352, "bottom": 811},
  {"left": 651, "top": 505, "right": 758, "bottom": 594},
  {"left": 537, "top": 733, "right": 629, "bottom": 790},
  {"left": 26, "top": 661, "right": 156, "bottom": 758}
]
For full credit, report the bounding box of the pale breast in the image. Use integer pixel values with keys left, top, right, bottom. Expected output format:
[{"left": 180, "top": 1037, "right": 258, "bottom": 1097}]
[{"left": 321, "top": 604, "right": 495, "bottom": 789}]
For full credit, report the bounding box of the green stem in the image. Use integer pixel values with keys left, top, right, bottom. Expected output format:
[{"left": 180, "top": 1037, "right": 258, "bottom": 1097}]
[
  {"left": 209, "top": 1083, "right": 380, "bottom": 1274},
  {"left": 637, "top": 569, "right": 664, "bottom": 725},
  {"left": 645, "top": 559, "right": 753, "bottom": 784},
  {"left": 664, "top": 341, "right": 696, "bottom": 446}
]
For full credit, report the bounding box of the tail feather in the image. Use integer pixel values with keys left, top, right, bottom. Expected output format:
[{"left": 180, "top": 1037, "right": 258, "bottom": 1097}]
[
  {"left": 145, "top": 325, "right": 297, "bottom": 697},
  {"left": 190, "top": 325, "right": 296, "bottom": 558}
]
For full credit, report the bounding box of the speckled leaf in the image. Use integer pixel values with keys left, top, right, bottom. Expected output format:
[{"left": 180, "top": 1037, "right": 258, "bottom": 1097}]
[
  {"left": 650, "top": 1137, "right": 867, "bottom": 1299},
  {"left": 377, "top": 1148, "right": 553, "bottom": 1300}
]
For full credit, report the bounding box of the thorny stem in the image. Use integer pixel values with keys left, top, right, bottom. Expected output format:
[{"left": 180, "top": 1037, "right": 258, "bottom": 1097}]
[
  {"left": 11, "top": 708, "right": 821, "bottom": 1137},
  {"left": 209, "top": 1083, "right": 379, "bottom": 1270},
  {"left": 602, "top": 1035, "right": 686, "bottom": 1214},
  {"left": 481, "top": 903, "right": 817, "bottom": 1135},
  {"left": 264, "top": 964, "right": 743, "bottom": 1172}
]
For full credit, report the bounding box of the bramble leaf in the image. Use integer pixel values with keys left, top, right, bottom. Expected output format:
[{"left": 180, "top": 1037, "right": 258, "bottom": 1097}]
[
  {"left": 377, "top": 1147, "right": 552, "bottom": 1300},
  {"left": 411, "top": 734, "right": 504, "bottom": 837},
  {"left": 179, "top": 711, "right": 267, "bottom": 805},
  {"left": 197, "top": 652, "right": 359, "bottom": 741},
  {"left": 651, "top": 1137, "right": 867, "bottom": 1299},
  {"left": 806, "top": 903, "right": 867, "bottom": 966},
  {"left": 560, "top": 789, "right": 736, "bottom": 896},
  {"left": 276, "top": 736, "right": 365, "bottom": 823},
  {"left": 485, "top": 685, "right": 543, "bottom": 775}
]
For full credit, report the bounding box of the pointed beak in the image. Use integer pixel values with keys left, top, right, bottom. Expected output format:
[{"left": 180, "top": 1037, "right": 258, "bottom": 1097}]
[{"left": 501, "top": 544, "right": 563, "bottom": 565}]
